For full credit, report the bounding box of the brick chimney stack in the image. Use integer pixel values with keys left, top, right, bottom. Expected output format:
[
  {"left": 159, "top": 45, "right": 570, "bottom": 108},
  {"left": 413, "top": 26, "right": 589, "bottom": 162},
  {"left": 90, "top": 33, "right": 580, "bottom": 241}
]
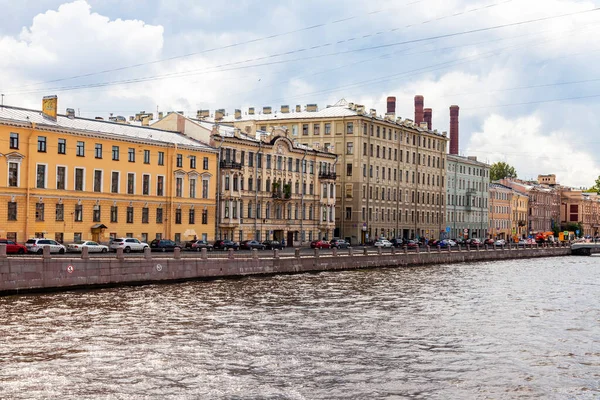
[
  {"left": 387, "top": 96, "right": 396, "bottom": 114},
  {"left": 449, "top": 105, "right": 460, "bottom": 155},
  {"left": 414, "top": 95, "right": 424, "bottom": 125},
  {"left": 423, "top": 108, "right": 432, "bottom": 130}
]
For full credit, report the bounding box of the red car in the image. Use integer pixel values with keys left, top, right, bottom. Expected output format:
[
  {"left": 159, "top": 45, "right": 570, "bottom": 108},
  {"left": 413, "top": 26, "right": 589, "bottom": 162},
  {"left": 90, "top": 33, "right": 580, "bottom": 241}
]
[
  {"left": 310, "top": 240, "right": 331, "bottom": 249},
  {"left": 0, "top": 238, "right": 27, "bottom": 254}
]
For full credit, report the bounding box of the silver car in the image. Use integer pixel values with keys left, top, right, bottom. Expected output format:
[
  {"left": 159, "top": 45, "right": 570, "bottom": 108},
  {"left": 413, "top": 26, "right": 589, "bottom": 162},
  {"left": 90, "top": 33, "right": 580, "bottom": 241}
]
[
  {"left": 67, "top": 241, "right": 109, "bottom": 253},
  {"left": 25, "top": 238, "right": 66, "bottom": 254},
  {"left": 109, "top": 238, "right": 149, "bottom": 253}
]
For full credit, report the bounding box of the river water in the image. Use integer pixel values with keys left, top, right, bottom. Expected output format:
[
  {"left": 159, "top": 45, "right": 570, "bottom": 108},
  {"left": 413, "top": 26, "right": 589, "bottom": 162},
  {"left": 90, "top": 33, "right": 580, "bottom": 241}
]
[{"left": 0, "top": 256, "right": 598, "bottom": 399}]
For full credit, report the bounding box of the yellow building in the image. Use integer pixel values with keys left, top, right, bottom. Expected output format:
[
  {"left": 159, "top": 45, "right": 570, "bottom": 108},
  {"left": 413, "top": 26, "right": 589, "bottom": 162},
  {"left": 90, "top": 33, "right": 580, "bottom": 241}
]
[
  {"left": 510, "top": 189, "right": 528, "bottom": 242},
  {"left": 0, "top": 96, "right": 218, "bottom": 244},
  {"left": 489, "top": 183, "right": 511, "bottom": 239}
]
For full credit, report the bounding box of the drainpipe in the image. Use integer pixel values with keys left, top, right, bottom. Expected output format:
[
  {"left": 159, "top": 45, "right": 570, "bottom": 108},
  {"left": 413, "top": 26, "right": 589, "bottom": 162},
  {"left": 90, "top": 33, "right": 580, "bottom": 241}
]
[
  {"left": 300, "top": 149, "right": 307, "bottom": 245},
  {"left": 215, "top": 134, "right": 224, "bottom": 239},
  {"left": 25, "top": 123, "right": 35, "bottom": 240}
]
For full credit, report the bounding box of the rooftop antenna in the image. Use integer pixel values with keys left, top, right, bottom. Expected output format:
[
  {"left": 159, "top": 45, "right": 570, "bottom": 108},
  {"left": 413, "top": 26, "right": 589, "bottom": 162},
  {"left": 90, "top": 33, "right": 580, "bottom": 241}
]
[{"left": 1, "top": 94, "right": 4, "bottom": 106}]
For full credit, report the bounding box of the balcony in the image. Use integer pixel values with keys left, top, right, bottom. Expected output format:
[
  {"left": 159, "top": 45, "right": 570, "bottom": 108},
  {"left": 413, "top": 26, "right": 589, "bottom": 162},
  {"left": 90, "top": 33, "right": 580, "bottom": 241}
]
[
  {"left": 319, "top": 172, "right": 337, "bottom": 180},
  {"left": 219, "top": 220, "right": 240, "bottom": 228},
  {"left": 220, "top": 160, "right": 242, "bottom": 170},
  {"left": 272, "top": 191, "right": 292, "bottom": 201}
]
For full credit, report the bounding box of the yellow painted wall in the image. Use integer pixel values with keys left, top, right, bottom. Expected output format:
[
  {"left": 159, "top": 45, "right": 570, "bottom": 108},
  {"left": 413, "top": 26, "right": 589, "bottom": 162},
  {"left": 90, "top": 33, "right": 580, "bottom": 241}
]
[{"left": 0, "top": 123, "right": 217, "bottom": 243}]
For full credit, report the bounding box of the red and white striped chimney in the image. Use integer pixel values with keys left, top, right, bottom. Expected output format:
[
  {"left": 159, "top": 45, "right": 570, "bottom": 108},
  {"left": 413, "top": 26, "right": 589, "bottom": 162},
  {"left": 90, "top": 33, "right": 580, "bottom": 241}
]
[
  {"left": 414, "top": 95, "right": 424, "bottom": 125},
  {"left": 423, "top": 108, "right": 432, "bottom": 130},
  {"left": 449, "top": 105, "right": 459, "bottom": 155}
]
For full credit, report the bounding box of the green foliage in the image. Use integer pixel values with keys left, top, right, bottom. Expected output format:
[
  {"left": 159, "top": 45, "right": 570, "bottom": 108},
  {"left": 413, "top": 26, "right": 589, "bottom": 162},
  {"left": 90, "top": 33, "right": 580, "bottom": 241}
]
[{"left": 490, "top": 162, "right": 517, "bottom": 181}]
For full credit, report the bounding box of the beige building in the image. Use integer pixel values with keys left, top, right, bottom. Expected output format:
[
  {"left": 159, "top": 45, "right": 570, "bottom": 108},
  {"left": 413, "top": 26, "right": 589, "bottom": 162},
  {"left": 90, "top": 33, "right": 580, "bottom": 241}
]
[
  {"left": 489, "top": 183, "right": 512, "bottom": 239},
  {"left": 510, "top": 189, "right": 528, "bottom": 241},
  {"left": 211, "top": 99, "right": 449, "bottom": 244},
  {"left": 560, "top": 189, "right": 600, "bottom": 237},
  {"left": 152, "top": 112, "right": 337, "bottom": 245}
]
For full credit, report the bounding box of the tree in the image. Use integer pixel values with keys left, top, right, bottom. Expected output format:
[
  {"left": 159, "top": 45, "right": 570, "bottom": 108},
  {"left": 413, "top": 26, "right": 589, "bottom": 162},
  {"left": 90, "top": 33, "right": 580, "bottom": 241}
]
[{"left": 490, "top": 162, "right": 517, "bottom": 181}]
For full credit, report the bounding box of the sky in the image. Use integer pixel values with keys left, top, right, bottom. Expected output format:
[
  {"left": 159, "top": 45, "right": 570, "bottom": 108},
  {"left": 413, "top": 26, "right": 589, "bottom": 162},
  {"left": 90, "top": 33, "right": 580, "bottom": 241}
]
[{"left": 1, "top": 0, "right": 600, "bottom": 188}]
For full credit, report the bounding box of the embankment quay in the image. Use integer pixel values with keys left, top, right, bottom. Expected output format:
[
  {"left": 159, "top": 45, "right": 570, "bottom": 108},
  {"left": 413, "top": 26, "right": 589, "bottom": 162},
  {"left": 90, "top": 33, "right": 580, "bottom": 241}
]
[{"left": 0, "top": 244, "right": 571, "bottom": 295}]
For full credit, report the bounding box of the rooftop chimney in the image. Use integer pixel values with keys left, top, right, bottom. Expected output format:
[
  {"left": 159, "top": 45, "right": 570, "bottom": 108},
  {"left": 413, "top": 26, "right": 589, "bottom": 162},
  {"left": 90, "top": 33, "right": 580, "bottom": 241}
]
[
  {"left": 66, "top": 108, "right": 75, "bottom": 119},
  {"left": 414, "top": 95, "right": 424, "bottom": 125},
  {"left": 449, "top": 105, "right": 459, "bottom": 155},
  {"left": 306, "top": 104, "right": 318, "bottom": 112},
  {"left": 158, "top": 111, "right": 164, "bottom": 120},
  {"left": 423, "top": 108, "right": 432, "bottom": 130},
  {"left": 263, "top": 106, "right": 272, "bottom": 115},
  {"left": 281, "top": 105, "right": 289, "bottom": 113},
  {"left": 248, "top": 107, "right": 255, "bottom": 115},
  {"left": 42, "top": 95, "right": 58, "bottom": 120},
  {"left": 387, "top": 96, "right": 396, "bottom": 114},
  {"left": 296, "top": 105, "right": 301, "bottom": 112},
  {"left": 215, "top": 109, "right": 225, "bottom": 121},
  {"left": 234, "top": 109, "right": 242, "bottom": 119}
]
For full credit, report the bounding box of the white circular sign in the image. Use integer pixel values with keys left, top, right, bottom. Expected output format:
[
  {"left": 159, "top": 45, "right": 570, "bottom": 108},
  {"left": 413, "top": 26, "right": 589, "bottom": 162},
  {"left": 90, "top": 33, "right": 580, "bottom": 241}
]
[
  {"left": 156, "top": 264, "right": 163, "bottom": 272},
  {"left": 67, "top": 265, "right": 74, "bottom": 274}
]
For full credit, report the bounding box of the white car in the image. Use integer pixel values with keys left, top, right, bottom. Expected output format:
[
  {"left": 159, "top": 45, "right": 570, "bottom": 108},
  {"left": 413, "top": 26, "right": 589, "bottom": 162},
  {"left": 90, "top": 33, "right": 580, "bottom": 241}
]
[
  {"left": 25, "top": 238, "right": 66, "bottom": 254},
  {"left": 67, "top": 241, "right": 109, "bottom": 253},
  {"left": 109, "top": 238, "right": 149, "bottom": 253},
  {"left": 494, "top": 239, "right": 506, "bottom": 246},
  {"left": 374, "top": 239, "right": 393, "bottom": 248}
]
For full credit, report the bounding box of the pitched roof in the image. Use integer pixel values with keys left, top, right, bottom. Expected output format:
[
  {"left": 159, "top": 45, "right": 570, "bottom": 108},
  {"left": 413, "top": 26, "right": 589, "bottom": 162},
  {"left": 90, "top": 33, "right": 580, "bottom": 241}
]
[{"left": 0, "top": 105, "right": 216, "bottom": 152}]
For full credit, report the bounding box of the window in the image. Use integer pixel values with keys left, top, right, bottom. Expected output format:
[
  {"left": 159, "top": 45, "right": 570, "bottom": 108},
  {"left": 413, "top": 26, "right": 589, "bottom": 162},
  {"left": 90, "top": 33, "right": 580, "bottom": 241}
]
[
  {"left": 56, "top": 166, "right": 66, "bottom": 190},
  {"left": 202, "top": 179, "right": 209, "bottom": 199},
  {"left": 75, "top": 168, "right": 84, "bottom": 191},
  {"left": 203, "top": 157, "right": 209, "bottom": 169},
  {"left": 202, "top": 209, "right": 208, "bottom": 224},
  {"left": 55, "top": 203, "right": 64, "bottom": 221},
  {"left": 74, "top": 204, "right": 83, "bottom": 222},
  {"left": 110, "top": 206, "right": 118, "bottom": 223},
  {"left": 8, "top": 162, "right": 19, "bottom": 187},
  {"left": 257, "top": 154, "right": 262, "bottom": 168},
  {"left": 58, "top": 138, "right": 66, "bottom": 154},
  {"left": 190, "top": 155, "right": 196, "bottom": 169},
  {"left": 38, "top": 136, "right": 47, "bottom": 152},
  {"left": 158, "top": 151, "right": 164, "bottom": 165},
  {"left": 190, "top": 178, "right": 196, "bottom": 198},
  {"left": 346, "top": 163, "right": 353, "bottom": 176},
  {"left": 7, "top": 202, "right": 17, "bottom": 221},
  {"left": 324, "top": 123, "right": 331, "bottom": 135},
  {"left": 93, "top": 205, "right": 101, "bottom": 222},
  {"left": 347, "top": 122, "right": 353, "bottom": 134},
  {"left": 177, "top": 154, "right": 183, "bottom": 167},
  {"left": 127, "top": 173, "right": 135, "bottom": 195},
  {"left": 94, "top": 170, "right": 102, "bottom": 192},
  {"left": 346, "top": 207, "right": 352, "bottom": 220},
  {"left": 157, "top": 176, "right": 164, "bottom": 196},
  {"left": 111, "top": 172, "right": 119, "bottom": 193},
  {"left": 144, "top": 150, "right": 150, "bottom": 164},
  {"left": 128, "top": 148, "right": 135, "bottom": 162},
  {"left": 302, "top": 124, "right": 309, "bottom": 135},
  {"left": 142, "top": 208, "right": 149, "bottom": 223},
  {"left": 176, "top": 177, "right": 183, "bottom": 197},
  {"left": 248, "top": 152, "right": 254, "bottom": 167},
  {"left": 112, "top": 146, "right": 119, "bottom": 160},
  {"left": 346, "top": 142, "right": 353, "bottom": 155},
  {"left": 10, "top": 133, "right": 19, "bottom": 149},
  {"left": 95, "top": 143, "right": 102, "bottom": 158},
  {"left": 76, "top": 141, "right": 85, "bottom": 157},
  {"left": 35, "top": 203, "right": 44, "bottom": 221},
  {"left": 36, "top": 164, "right": 46, "bottom": 189},
  {"left": 156, "top": 208, "right": 163, "bottom": 223},
  {"left": 175, "top": 209, "right": 182, "bottom": 224},
  {"left": 225, "top": 175, "right": 230, "bottom": 191},
  {"left": 189, "top": 209, "right": 195, "bottom": 224},
  {"left": 126, "top": 207, "right": 134, "bottom": 223},
  {"left": 314, "top": 123, "right": 320, "bottom": 135},
  {"left": 142, "top": 174, "right": 150, "bottom": 195}
]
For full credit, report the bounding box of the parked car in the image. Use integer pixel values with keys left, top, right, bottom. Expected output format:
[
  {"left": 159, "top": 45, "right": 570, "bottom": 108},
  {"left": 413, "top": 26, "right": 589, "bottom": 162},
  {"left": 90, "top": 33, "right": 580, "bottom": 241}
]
[
  {"left": 66, "top": 241, "right": 108, "bottom": 253},
  {"left": 310, "top": 240, "right": 331, "bottom": 249},
  {"left": 262, "top": 240, "right": 283, "bottom": 250},
  {"left": 213, "top": 240, "right": 239, "bottom": 250},
  {"left": 330, "top": 239, "right": 349, "bottom": 249},
  {"left": 187, "top": 240, "right": 214, "bottom": 252},
  {"left": 466, "top": 238, "right": 482, "bottom": 246},
  {"left": 25, "top": 238, "right": 66, "bottom": 254},
  {"left": 240, "top": 240, "right": 266, "bottom": 250},
  {"left": 150, "top": 239, "right": 181, "bottom": 252},
  {"left": 439, "top": 239, "right": 457, "bottom": 248},
  {"left": 390, "top": 238, "right": 405, "bottom": 247},
  {"left": 406, "top": 240, "right": 420, "bottom": 249},
  {"left": 494, "top": 239, "right": 506, "bottom": 246},
  {"left": 374, "top": 239, "right": 393, "bottom": 248},
  {"left": 484, "top": 238, "right": 495, "bottom": 246},
  {"left": 109, "top": 238, "right": 149, "bottom": 253},
  {"left": 0, "top": 238, "right": 27, "bottom": 254}
]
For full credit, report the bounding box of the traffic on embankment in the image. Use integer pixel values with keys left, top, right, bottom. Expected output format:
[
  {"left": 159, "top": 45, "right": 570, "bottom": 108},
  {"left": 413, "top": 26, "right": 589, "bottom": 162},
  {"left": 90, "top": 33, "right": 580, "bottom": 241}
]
[{"left": 0, "top": 242, "right": 578, "bottom": 296}]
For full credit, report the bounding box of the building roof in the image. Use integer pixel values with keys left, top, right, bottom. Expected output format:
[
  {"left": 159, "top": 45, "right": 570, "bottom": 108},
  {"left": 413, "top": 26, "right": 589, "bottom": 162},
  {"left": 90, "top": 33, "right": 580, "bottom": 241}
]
[
  {"left": 208, "top": 101, "right": 448, "bottom": 138},
  {"left": 447, "top": 153, "right": 490, "bottom": 168},
  {"left": 0, "top": 105, "right": 216, "bottom": 152}
]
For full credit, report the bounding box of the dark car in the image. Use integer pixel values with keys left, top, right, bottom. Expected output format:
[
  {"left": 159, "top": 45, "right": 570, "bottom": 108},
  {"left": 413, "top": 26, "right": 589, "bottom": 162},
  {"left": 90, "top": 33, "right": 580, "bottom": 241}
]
[
  {"left": 484, "top": 238, "right": 495, "bottom": 246},
  {"left": 406, "top": 240, "right": 420, "bottom": 249},
  {"left": 213, "top": 240, "right": 239, "bottom": 251},
  {"left": 187, "top": 240, "right": 214, "bottom": 252},
  {"left": 262, "top": 240, "right": 283, "bottom": 250},
  {"left": 240, "top": 240, "right": 265, "bottom": 250},
  {"left": 330, "top": 239, "right": 349, "bottom": 249},
  {"left": 310, "top": 240, "right": 331, "bottom": 249},
  {"left": 390, "top": 238, "right": 405, "bottom": 248},
  {"left": 150, "top": 239, "right": 181, "bottom": 252}
]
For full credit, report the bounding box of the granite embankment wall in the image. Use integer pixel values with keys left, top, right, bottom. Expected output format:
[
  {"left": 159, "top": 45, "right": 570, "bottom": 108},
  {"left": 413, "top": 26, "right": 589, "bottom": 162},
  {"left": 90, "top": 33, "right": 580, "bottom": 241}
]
[{"left": 0, "top": 246, "right": 571, "bottom": 295}]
